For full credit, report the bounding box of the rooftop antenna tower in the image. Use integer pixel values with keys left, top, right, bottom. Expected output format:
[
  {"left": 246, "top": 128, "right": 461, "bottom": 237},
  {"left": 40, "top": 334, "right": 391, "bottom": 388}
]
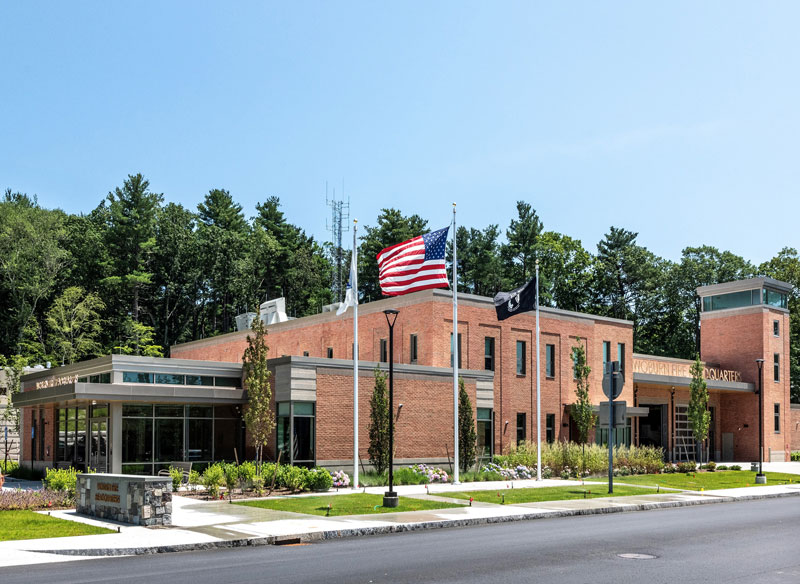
[{"left": 326, "top": 180, "right": 350, "bottom": 303}]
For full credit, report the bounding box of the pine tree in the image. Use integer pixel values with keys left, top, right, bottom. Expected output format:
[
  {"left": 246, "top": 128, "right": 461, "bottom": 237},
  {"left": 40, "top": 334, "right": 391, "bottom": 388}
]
[
  {"left": 242, "top": 319, "right": 275, "bottom": 469},
  {"left": 688, "top": 355, "right": 710, "bottom": 465},
  {"left": 458, "top": 378, "right": 478, "bottom": 472},
  {"left": 368, "top": 368, "right": 390, "bottom": 474}
]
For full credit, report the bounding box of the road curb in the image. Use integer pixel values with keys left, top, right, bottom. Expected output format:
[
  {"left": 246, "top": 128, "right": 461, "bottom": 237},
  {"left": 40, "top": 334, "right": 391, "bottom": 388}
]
[{"left": 30, "top": 489, "right": 800, "bottom": 556}]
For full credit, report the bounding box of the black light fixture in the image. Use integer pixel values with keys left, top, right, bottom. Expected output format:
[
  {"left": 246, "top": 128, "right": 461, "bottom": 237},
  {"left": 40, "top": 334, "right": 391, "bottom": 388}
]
[
  {"left": 383, "top": 309, "right": 399, "bottom": 508},
  {"left": 755, "top": 359, "right": 766, "bottom": 482}
]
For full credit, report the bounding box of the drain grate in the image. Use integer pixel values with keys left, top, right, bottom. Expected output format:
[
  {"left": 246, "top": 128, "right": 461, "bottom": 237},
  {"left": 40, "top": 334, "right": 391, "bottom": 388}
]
[{"left": 618, "top": 553, "right": 657, "bottom": 560}]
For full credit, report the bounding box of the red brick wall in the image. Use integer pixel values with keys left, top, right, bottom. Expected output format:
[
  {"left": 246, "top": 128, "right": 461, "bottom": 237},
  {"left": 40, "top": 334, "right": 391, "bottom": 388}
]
[
  {"left": 173, "top": 291, "right": 635, "bottom": 458},
  {"left": 791, "top": 406, "right": 800, "bottom": 452},
  {"left": 701, "top": 306, "right": 791, "bottom": 461}
]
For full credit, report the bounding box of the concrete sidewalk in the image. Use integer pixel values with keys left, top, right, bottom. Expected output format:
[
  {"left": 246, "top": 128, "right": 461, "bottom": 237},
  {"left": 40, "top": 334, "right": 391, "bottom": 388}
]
[{"left": 3, "top": 476, "right": 800, "bottom": 568}]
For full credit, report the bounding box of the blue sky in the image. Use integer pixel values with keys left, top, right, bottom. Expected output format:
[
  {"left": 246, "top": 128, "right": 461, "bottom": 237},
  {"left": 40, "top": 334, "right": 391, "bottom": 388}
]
[{"left": 2, "top": 2, "right": 798, "bottom": 265}]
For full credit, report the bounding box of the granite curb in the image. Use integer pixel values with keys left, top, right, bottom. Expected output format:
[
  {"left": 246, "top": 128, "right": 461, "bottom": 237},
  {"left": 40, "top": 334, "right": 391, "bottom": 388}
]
[{"left": 27, "top": 488, "right": 800, "bottom": 557}]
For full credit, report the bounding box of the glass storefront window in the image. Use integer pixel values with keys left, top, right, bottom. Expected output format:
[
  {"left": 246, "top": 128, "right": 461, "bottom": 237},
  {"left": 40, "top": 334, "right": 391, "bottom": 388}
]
[
  {"left": 123, "top": 404, "right": 153, "bottom": 417},
  {"left": 186, "top": 375, "right": 214, "bottom": 386},
  {"left": 123, "top": 371, "right": 154, "bottom": 384},
  {"left": 214, "top": 418, "right": 240, "bottom": 461},
  {"left": 155, "top": 418, "right": 183, "bottom": 462},
  {"left": 187, "top": 419, "right": 213, "bottom": 460},
  {"left": 122, "top": 418, "right": 153, "bottom": 463},
  {"left": 155, "top": 404, "right": 184, "bottom": 417},
  {"left": 155, "top": 373, "right": 185, "bottom": 385},
  {"left": 187, "top": 405, "right": 213, "bottom": 418},
  {"left": 214, "top": 376, "right": 241, "bottom": 388}
]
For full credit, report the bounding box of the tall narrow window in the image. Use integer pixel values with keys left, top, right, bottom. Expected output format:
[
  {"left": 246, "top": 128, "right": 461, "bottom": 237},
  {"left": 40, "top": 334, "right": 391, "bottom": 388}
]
[
  {"left": 516, "top": 412, "right": 526, "bottom": 444},
  {"left": 545, "top": 344, "right": 555, "bottom": 378},
  {"left": 410, "top": 334, "right": 418, "bottom": 364},
  {"left": 450, "top": 333, "right": 462, "bottom": 368},
  {"left": 774, "top": 403, "right": 781, "bottom": 433},
  {"left": 516, "top": 341, "right": 526, "bottom": 375},
  {"left": 617, "top": 343, "right": 625, "bottom": 375},
  {"left": 774, "top": 320, "right": 780, "bottom": 337},
  {"left": 774, "top": 353, "right": 780, "bottom": 382},
  {"left": 477, "top": 408, "right": 493, "bottom": 458},
  {"left": 380, "top": 339, "right": 388, "bottom": 363},
  {"left": 546, "top": 413, "right": 555, "bottom": 443},
  {"left": 602, "top": 341, "right": 611, "bottom": 374},
  {"left": 484, "top": 337, "right": 495, "bottom": 371},
  {"left": 326, "top": 347, "right": 333, "bottom": 359}
]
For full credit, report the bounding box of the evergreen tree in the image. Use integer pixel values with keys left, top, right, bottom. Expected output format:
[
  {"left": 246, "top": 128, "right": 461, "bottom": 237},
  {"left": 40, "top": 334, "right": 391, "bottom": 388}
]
[
  {"left": 114, "top": 317, "right": 163, "bottom": 357},
  {"left": 458, "top": 378, "right": 478, "bottom": 472},
  {"left": 242, "top": 319, "right": 275, "bottom": 468},
  {"left": 368, "top": 368, "right": 390, "bottom": 474},
  {"left": 688, "top": 355, "right": 710, "bottom": 465},
  {"left": 501, "top": 201, "right": 543, "bottom": 286}
]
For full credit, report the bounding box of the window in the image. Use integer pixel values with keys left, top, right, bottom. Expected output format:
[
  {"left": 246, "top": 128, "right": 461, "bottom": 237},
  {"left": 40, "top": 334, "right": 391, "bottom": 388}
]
[
  {"left": 186, "top": 375, "right": 213, "bottom": 386},
  {"left": 545, "top": 344, "right": 555, "bottom": 378},
  {"left": 516, "top": 341, "right": 526, "bottom": 375},
  {"left": 123, "top": 372, "right": 153, "bottom": 384},
  {"left": 450, "top": 333, "right": 462, "bottom": 368},
  {"left": 410, "top": 334, "right": 418, "bottom": 364},
  {"left": 303, "top": 351, "right": 309, "bottom": 357},
  {"left": 277, "top": 402, "right": 316, "bottom": 466},
  {"left": 380, "top": 339, "right": 387, "bottom": 363},
  {"left": 155, "top": 373, "right": 184, "bottom": 385},
  {"left": 774, "top": 403, "right": 781, "bottom": 433},
  {"left": 573, "top": 348, "right": 579, "bottom": 380},
  {"left": 516, "top": 413, "right": 526, "bottom": 444},
  {"left": 88, "top": 373, "right": 111, "bottom": 384},
  {"left": 602, "top": 341, "right": 611, "bottom": 374},
  {"left": 214, "top": 376, "right": 241, "bottom": 388},
  {"left": 484, "top": 337, "right": 495, "bottom": 371},
  {"left": 617, "top": 343, "right": 625, "bottom": 375},
  {"left": 327, "top": 347, "right": 333, "bottom": 359},
  {"left": 764, "top": 288, "right": 788, "bottom": 309},
  {"left": 774, "top": 320, "right": 780, "bottom": 337},
  {"left": 546, "top": 414, "right": 555, "bottom": 443},
  {"left": 477, "top": 408, "right": 493, "bottom": 458},
  {"left": 774, "top": 353, "right": 780, "bottom": 382}
]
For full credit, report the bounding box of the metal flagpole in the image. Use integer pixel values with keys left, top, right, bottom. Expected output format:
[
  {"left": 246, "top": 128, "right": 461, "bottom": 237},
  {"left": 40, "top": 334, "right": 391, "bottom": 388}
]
[
  {"left": 452, "top": 203, "right": 460, "bottom": 484},
  {"left": 536, "top": 259, "right": 541, "bottom": 481},
  {"left": 353, "top": 220, "right": 359, "bottom": 489}
]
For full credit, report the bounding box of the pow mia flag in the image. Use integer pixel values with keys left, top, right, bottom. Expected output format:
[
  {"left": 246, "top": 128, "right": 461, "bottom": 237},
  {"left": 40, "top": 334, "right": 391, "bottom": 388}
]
[{"left": 493, "top": 277, "right": 537, "bottom": 320}]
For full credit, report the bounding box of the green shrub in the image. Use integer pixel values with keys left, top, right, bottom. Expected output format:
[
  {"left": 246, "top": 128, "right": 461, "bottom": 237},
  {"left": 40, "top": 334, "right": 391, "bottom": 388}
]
[
  {"left": 222, "top": 463, "right": 239, "bottom": 494},
  {"left": 701, "top": 461, "right": 717, "bottom": 472},
  {"left": 791, "top": 452, "right": 800, "bottom": 462},
  {"left": 1, "top": 460, "right": 20, "bottom": 474},
  {"left": 168, "top": 467, "right": 183, "bottom": 491},
  {"left": 391, "top": 467, "right": 426, "bottom": 485},
  {"left": 44, "top": 467, "right": 79, "bottom": 496},
  {"left": 202, "top": 463, "right": 224, "bottom": 498},
  {"left": 305, "top": 467, "right": 334, "bottom": 491},
  {"left": 188, "top": 469, "right": 201, "bottom": 489},
  {"left": 730, "top": 464, "right": 742, "bottom": 471},
  {"left": 716, "top": 464, "right": 728, "bottom": 471},
  {"left": 238, "top": 461, "right": 257, "bottom": 488},
  {"left": 251, "top": 474, "right": 265, "bottom": 496},
  {"left": 676, "top": 461, "right": 697, "bottom": 473},
  {"left": 283, "top": 465, "right": 306, "bottom": 492},
  {"left": 9, "top": 465, "right": 44, "bottom": 480},
  {"left": 497, "top": 442, "right": 665, "bottom": 477}
]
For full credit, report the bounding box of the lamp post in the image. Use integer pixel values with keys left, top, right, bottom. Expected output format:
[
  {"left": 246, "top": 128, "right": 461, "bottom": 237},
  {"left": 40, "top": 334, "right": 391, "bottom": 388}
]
[
  {"left": 755, "top": 358, "right": 766, "bottom": 483},
  {"left": 383, "top": 309, "right": 399, "bottom": 508}
]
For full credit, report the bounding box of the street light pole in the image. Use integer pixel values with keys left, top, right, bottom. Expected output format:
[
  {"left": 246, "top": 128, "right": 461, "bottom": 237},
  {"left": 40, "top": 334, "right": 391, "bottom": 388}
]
[
  {"left": 755, "top": 358, "right": 766, "bottom": 483},
  {"left": 383, "top": 309, "right": 399, "bottom": 508}
]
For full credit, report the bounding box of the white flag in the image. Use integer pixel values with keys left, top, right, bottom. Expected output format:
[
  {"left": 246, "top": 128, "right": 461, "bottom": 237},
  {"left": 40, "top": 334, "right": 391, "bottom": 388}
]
[{"left": 336, "top": 250, "right": 357, "bottom": 316}]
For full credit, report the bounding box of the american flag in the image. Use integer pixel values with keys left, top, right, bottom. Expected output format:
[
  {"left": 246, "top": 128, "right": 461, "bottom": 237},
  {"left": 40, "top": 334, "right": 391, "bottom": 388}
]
[{"left": 377, "top": 227, "right": 450, "bottom": 296}]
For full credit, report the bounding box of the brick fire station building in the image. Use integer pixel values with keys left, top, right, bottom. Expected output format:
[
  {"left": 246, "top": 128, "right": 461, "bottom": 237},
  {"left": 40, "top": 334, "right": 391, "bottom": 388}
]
[{"left": 14, "top": 277, "right": 794, "bottom": 474}]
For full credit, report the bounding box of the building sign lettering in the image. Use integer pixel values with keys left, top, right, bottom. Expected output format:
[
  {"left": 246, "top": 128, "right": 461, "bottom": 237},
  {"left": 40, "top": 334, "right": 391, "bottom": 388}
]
[
  {"left": 95, "top": 493, "right": 120, "bottom": 503},
  {"left": 633, "top": 358, "right": 742, "bottom": 383},
  {"left": 35, "top": 375, "right": 78, "bottom": 390}
]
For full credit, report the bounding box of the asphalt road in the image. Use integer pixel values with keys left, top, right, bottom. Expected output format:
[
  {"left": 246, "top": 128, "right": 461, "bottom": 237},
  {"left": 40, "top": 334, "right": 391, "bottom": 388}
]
[{"left": 5, "top": 497, "right": 800, "bottom": 584}]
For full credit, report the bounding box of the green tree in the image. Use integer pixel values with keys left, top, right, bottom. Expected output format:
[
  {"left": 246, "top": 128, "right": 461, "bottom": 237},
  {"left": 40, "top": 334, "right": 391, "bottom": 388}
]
[
  {"left": 537, "top": 231, "right": 594, "bottom": 312},
  {"left": 570, "top": 343, "right": 594, "bottom": 476},
  {"left": 114, "top": 318, "right": 164, "bottom": 357},
  {"left": 242, "top": 319, "right": 275, "bottom": 468},
  {"left": 451, "top": 225, "right": 504, "bottom": 297},
  {"left": 0, "top": 355, "right": 28, "bottom": 434},
  {"left": 368, "top": 367, "right": 390, "bottom": 474},
  {"left": 359, "top": 209, "right": 428, "bottom": 301},
  {"left": 0, "top": 190, "right": 68, "bottom": 355},
  {"left": 45, "top": 286, "right": 105, "bottom": 365},
  {"left": 458, "top": 377, "right": 478, "bottom": 472},
  {"left": 102, "top": 174, "right": 163, "bottom": 323},
  {"left": 688, "top": 355, "right": 710, "bottom": 464},
  {"left": 501, "top": 201, "right": 543, "bottom": 286}
]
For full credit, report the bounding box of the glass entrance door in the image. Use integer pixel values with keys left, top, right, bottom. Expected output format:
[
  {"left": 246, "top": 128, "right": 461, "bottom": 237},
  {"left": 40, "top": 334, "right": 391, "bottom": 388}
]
[{"left": 89, "top": 419, "right": 108, "bottom": 472}]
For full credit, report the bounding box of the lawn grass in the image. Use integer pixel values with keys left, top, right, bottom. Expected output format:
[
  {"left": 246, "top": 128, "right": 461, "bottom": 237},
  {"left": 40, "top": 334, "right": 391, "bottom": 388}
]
[
  {"left": 0, "top": 510, "right": 115, "bottom": 542},
  {"left": 446, "top": 484, "right": 658, "bottom": 504},
  {"left": 586, "top": 470, "right": 800, "bottom": 491},
  {"left": 235, "top": 493, "right": 465, "bottom": 516}
]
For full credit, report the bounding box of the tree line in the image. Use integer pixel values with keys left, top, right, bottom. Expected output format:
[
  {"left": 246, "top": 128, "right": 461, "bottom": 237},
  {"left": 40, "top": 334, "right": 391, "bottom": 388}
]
[{"left": 1, "top": 176, "right": 798, "bottom": 399}]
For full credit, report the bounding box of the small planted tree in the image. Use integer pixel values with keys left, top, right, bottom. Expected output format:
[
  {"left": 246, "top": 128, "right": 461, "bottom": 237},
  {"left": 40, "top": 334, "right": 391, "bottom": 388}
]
[
  {"left": 571, "top": 343, "right": 595, "bottom": 476},
  {"left": 242, "top": 318, "right": 275, "bottom": 471},
  {"left": 688, "top": 354, "right": 710, "bottom": 465},
  {"left": 368, "top": 367, "right": 390, "bottom": 475},
  {"left": 458, "top": 377, "right": 478, "bottom": 473}
]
